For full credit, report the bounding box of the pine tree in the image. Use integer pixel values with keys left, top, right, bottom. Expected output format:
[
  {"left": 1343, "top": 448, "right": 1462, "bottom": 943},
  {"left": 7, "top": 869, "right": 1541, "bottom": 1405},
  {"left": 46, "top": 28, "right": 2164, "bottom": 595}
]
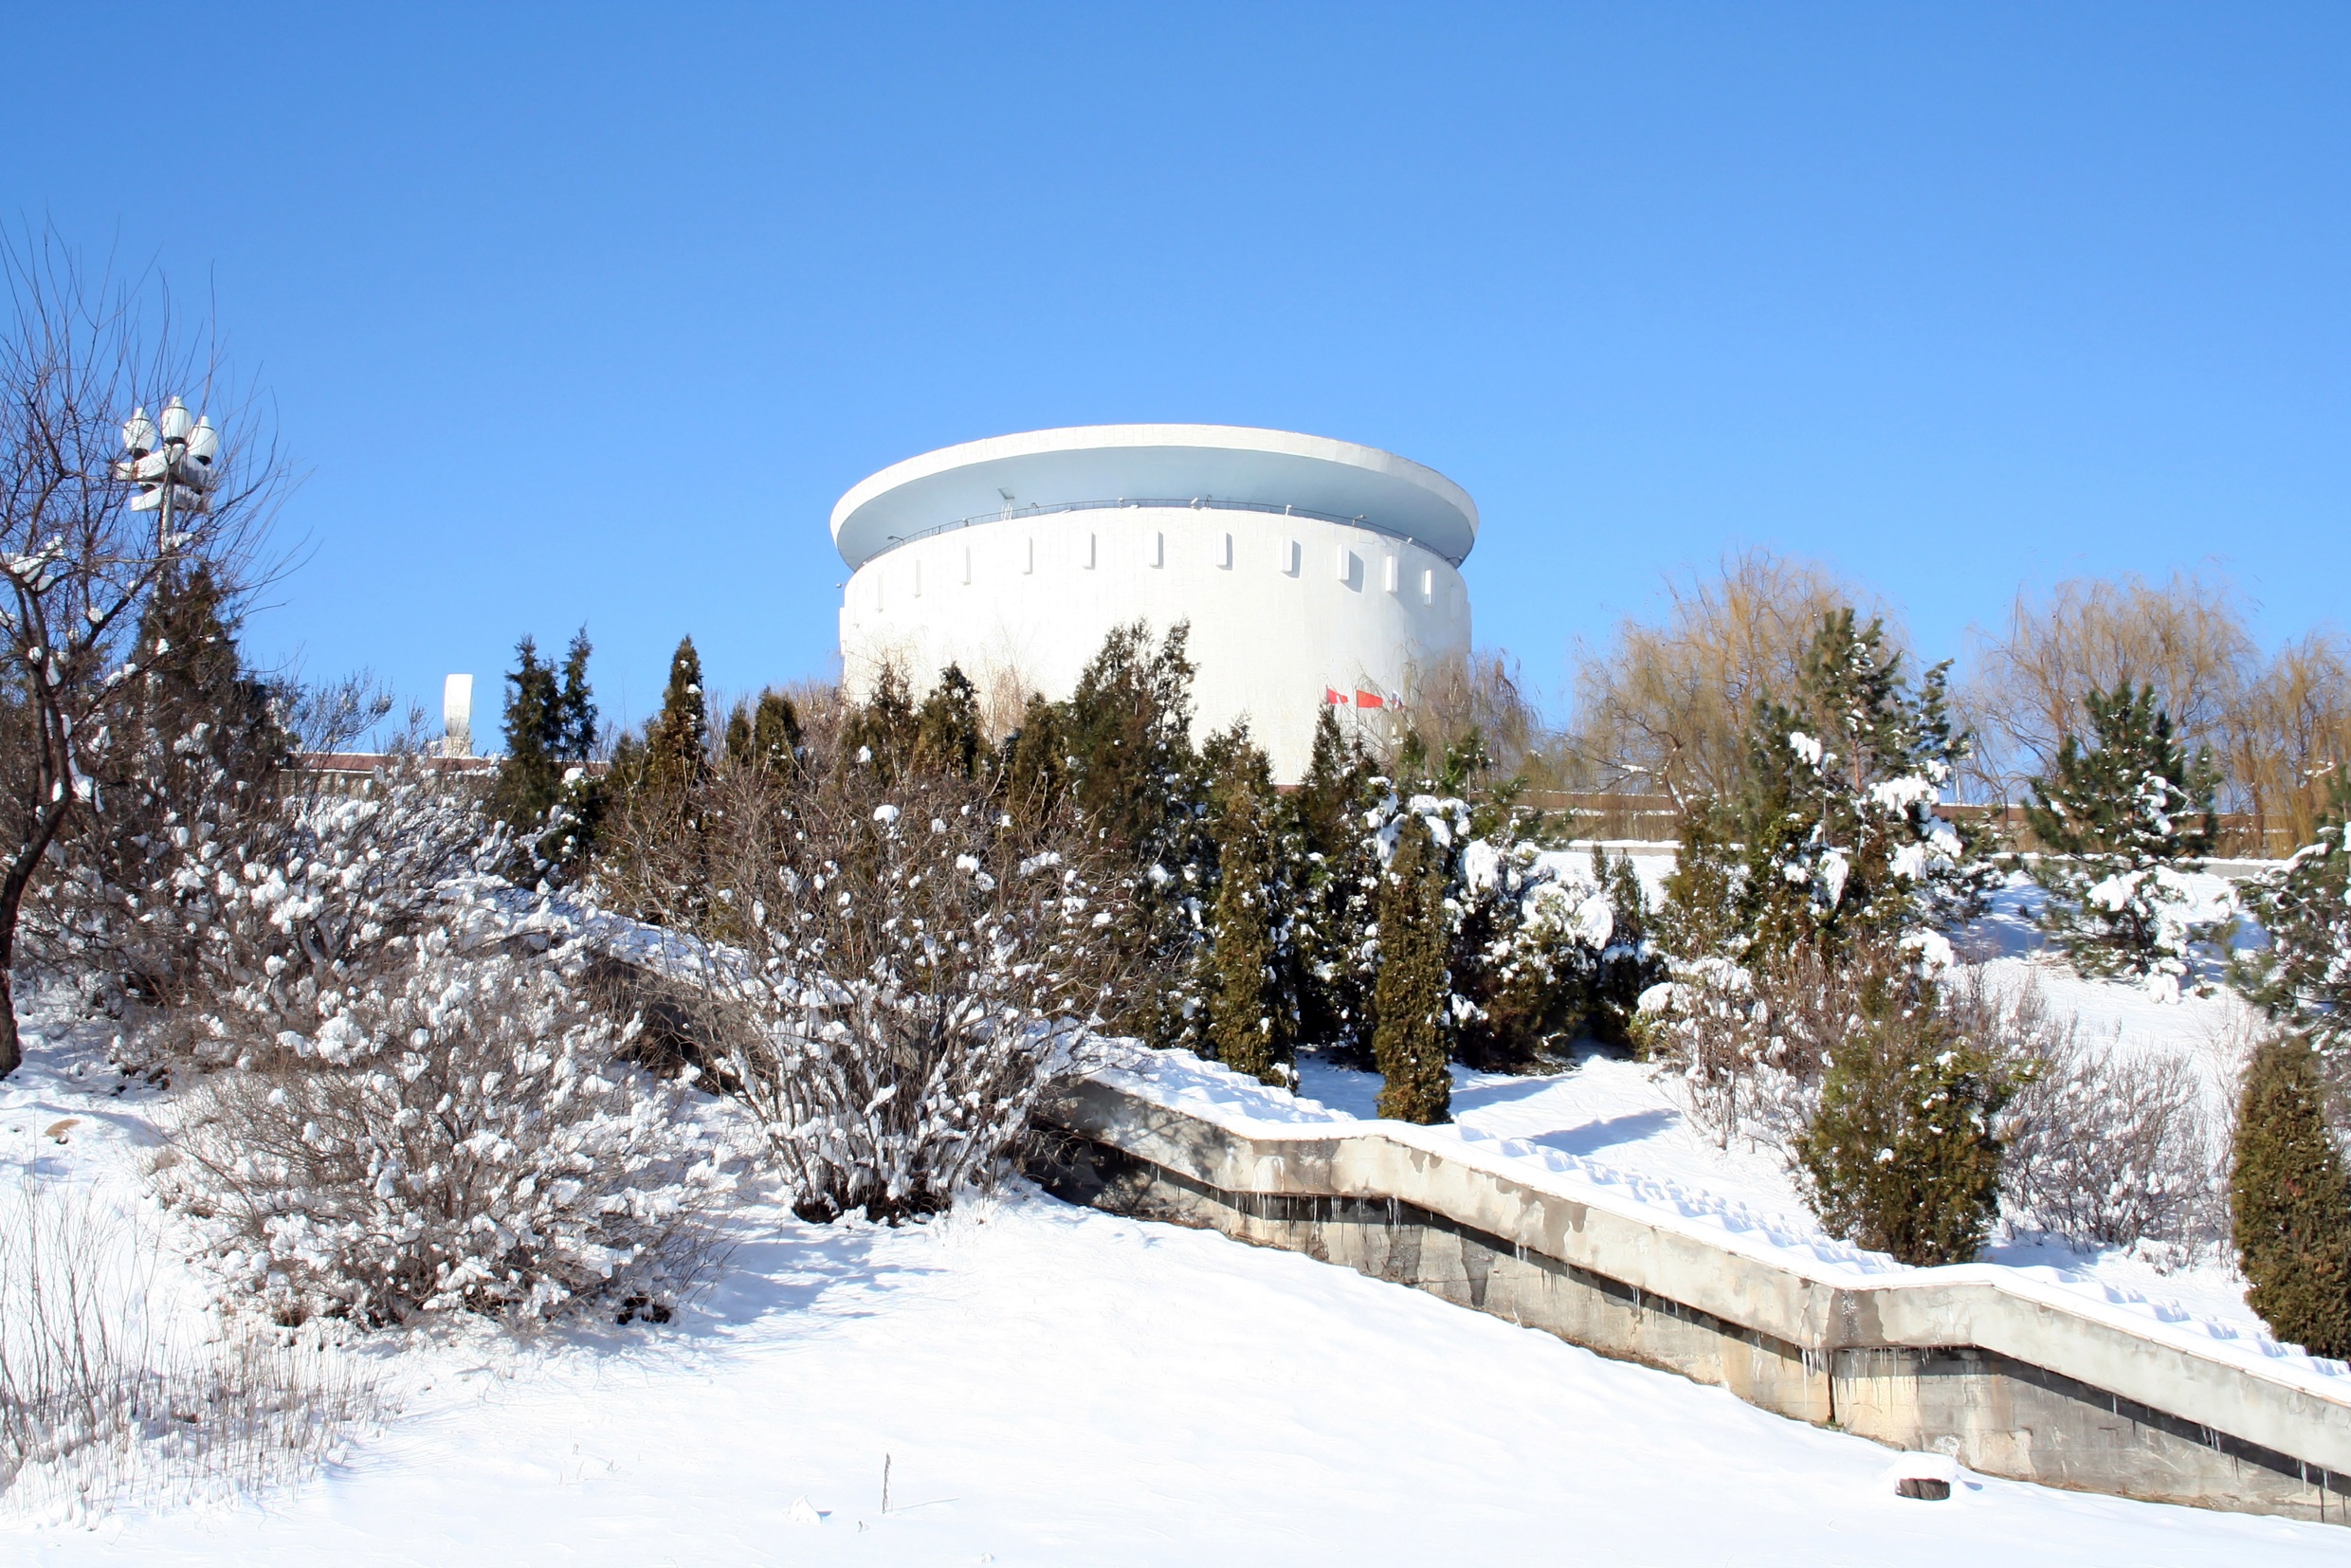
[
  {"left": 1372, "top": 811, "right": 1452, "bottom": 1123},
  {"left": 2025, "top": 684, "right": 2220, "bottom": 980},
  {"left": 2236, "top": 783, "right": 2351, "bottom": 1069},
  {"left": 1205, "top": 729, "right": 1288, "bottom": 1085},
  {"left": 1657, "top": 609, "right": 1986, "bottom": 967},
  {"left": 1587, "top": 843, "right": 1666, "bottom": 1046},
  {"left": 556, "top": 628, "right": 598, "bottom": 761},
  {"left": 997, "top": 692, "right": 1066, "bottom": 818},
  {"left": 2232, "top": 1033, "right": 2351, "bottom": 1358},
  {"left": 1794, "top": 954, "right": 2016, "bottom": 1265}
]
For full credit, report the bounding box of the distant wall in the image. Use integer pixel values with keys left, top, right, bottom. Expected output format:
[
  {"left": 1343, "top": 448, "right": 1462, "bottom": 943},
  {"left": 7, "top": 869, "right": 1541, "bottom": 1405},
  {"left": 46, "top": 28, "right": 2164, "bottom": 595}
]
[{"left": 1027, "top": 1077, "right": 2351, "bottom": 1523}]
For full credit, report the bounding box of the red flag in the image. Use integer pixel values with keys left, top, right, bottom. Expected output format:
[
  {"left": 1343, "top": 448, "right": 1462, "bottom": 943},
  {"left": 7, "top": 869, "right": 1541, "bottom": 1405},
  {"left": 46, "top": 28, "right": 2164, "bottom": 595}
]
[
  {"left": 1354, "top": 689, "right": 1386, "bottom": 710},
  {"left": 1324, "top": 687, "right": 1350, "bottom": 705}
]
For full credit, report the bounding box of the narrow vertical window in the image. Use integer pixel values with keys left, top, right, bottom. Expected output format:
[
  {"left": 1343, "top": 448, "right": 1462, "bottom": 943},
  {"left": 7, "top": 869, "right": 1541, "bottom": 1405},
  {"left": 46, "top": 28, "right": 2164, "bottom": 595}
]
[{"left": 1383, "top": 555, "right": 1399, "bottom": 593}]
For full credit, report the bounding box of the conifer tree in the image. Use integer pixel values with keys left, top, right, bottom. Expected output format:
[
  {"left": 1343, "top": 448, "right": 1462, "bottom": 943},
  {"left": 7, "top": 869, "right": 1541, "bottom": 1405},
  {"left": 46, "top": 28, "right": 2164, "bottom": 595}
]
[
  {"left": 1795, "top": 954, "right": 2016, "bottom": 1265},
  {"left": 490, "top": 635, "right": 563, "bottom": 835},
  {"left": 2025, "top": 684, "right": 2220, "bottom": 980},
  {"left": 2232, "top": 1033, "right": 2351, "bottom": 1357},
  {"left": 724, "top": 688, "right": 802, "bottom": 774},
  {"left": 1285, "top": 707, "right": 1378, "bottom": 1054},
  {"left": 912, "top": 665, "right": 984, "bottom": 778},
  {"left": 998, "top": 693, "right": 1066, "bottom": 817},
  {"left": 1372, "top": 811, "right": 1452, "bottom": 1123},
  {"left": 2236, "top": 784, "right": 2351, "bottom": 1069},
  {"left": 556, "top": 627, "right": 598, "bottom": 762},
  {"left": 1656, "top": 609, "right": 1985, "bottom": 966},
  {"left": 839, "top": 664, "right": 919, "bottom": 777},
  {"left": 1205, "top": 729, "right": 1288, "bottom": 1085},
  {"left": 644, "top": 635, "right": 709, "bottom": 802}
]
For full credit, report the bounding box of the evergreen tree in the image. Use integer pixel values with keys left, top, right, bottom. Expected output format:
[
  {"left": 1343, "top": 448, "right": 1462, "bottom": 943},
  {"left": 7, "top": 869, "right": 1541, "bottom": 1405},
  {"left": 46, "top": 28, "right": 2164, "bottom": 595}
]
[
  {"left": 2236, "top": 783, "right": 2351, "bottom": 1070},
  {"left": 2025, "top": 684, "right": 2221, "bottom": 981},
  {"left": 1794, "top": 954, "right": 2017, "bottom": 1265},
  {"left": 724, "top": 688, "right": 802, "bottom": 774},
  {"left": 1205, "top": 728, "right": 1289, "bottom": 1085},
  {"left": 912, "top": 665, "right": 984, "bottom": 778},
  {"left": 644, "top": 636, "right": 709, "bottom": 801},
  {"left": 1285, "top": 707, "right": 1379, "bottom": 1056},
  {"left": 556, "top": 629, "right": 597, "bottom": 761},
  {"left": 489, "top": 635, "right": 563, "bottom": 836},
  {"left": 1657, "top": 609, "right": 1986, "bottom": 967},
  {"left": 998, "top": 692, "right": 1066, "bottom": 818},
  {"left": 1586, "top": 843, "right": 1666, "bottom": 1046},
  {"left": 1057, "top": 622, "right": 1212, "bottom": 1051},
  {"left": 839, "top": 664, "right": 920, "bottom": 777},
  {"left": 1372, "top": 811, "right": 1453, "bottom": 1123},
  {"left": 2231, "top": 1033, "right": 2351, "bottom": 1358}
]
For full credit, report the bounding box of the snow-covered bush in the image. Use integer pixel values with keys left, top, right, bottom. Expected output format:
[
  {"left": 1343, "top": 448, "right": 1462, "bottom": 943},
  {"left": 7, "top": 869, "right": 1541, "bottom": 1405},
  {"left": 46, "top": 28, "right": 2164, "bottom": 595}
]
[
  {"left": 621, "top": 757, "right": 1133, "bottom": 1223},
  {"left": 155, "top": 921, "right": 730, "bottom": 1326},
  {"left": 2000, "top": 1024, "right": 2220, "bottom": 1252},
  {"left": 83, "top": 753, "right": 503, "bottom": 1073},
  {"left": 1633, "top": 950, "right": 1837, "bottom": 1152}
]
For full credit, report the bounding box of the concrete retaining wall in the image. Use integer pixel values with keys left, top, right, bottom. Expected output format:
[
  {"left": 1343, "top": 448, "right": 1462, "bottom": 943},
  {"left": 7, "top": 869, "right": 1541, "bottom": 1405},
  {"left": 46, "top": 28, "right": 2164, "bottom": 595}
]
[{"left": 1027, "top": 1078, "right": 2351, "bottom": 1523}]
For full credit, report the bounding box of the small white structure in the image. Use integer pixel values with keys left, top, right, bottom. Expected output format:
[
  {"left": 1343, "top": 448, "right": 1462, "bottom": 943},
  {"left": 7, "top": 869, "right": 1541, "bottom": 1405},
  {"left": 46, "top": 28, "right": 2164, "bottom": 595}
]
[
  {"left": 442, "top": 673, "right": 474, "bottom": 758},
  {"left": 832, "top": 425, "right": 1477, "bottom": 781}
]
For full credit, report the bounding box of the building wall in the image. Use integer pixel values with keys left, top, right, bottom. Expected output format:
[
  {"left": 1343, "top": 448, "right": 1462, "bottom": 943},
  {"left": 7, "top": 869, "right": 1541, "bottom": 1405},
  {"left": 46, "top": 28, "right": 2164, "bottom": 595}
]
[{"left": 837, "top": 505, "right": 1471, "bottom": 779}]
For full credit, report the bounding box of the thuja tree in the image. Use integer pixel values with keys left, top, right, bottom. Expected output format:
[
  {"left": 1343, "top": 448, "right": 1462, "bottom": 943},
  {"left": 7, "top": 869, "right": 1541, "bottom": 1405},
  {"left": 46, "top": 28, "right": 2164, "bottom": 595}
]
[
  {"left": 1372, "top": 810, "right": 1453, "bottom": 1123},
  {"left": 2025, "top": 683, "right": 2220, "bottom": 982},
  {"left": 1285, "top": 707, "right": 1380, "bottom": 1057},
  {"left": 2236, "top": 784, "right": 2351, "bottom": 1072},
  {"left": 1794, "top": 948, "right": 2022, "bottom": 1265},
  {"left": 1056, "top": 622, "right": 1212, "bottom": 1050},
  {"left": 722, "top": 687, "right": 802, "bottom": 774},
  {"left": 1204, "top": 726, "right": 1291, "bottom": 1085},
  {"left": 2232, "top": 1033, "right": 2351, "bottom": 1357}
]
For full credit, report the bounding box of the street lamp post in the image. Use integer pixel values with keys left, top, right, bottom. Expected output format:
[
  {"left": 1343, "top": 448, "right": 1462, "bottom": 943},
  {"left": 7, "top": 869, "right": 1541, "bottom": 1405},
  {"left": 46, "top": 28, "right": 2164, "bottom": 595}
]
[{"left": 116, "top": 395, "right": 219, "bottom": 558}]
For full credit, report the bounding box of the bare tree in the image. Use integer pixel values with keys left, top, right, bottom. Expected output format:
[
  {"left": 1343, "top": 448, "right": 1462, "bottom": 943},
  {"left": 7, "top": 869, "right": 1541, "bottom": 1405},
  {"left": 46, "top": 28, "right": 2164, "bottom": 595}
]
[
  {"left": 0, "top": 234, "right": 282, "bottom": 1074},
  {"left": 1564, "top": 549, "right": 1893, "bottom": 807},
  {"left": 1959, "top": 570, "right": 2256, "bottom": 806},
  {"left": 2218, "top": 629, "right": 2351, "bottom": 852}
]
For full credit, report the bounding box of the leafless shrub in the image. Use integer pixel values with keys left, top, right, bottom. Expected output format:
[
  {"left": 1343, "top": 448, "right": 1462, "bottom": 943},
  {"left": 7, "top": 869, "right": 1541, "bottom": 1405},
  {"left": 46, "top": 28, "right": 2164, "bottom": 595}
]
[
  {"left": 617, "top": 755, "right": 1135, "bottom": 1223},
  {"left": 154, "top": 917, "right": 734, "bottom": 1327},
  {"left": 1638, "top": 947, "right": 1850, "bottom": 1152},
  {"left": 2000, "top": 1018, "right": 2224, "bottom": 1252},
  {"left": 1399, "top": 647, "right": 1540, "bottom": 779},
  {"left": 0, "top": 1174, "right": 374, "bottom": 1521}
]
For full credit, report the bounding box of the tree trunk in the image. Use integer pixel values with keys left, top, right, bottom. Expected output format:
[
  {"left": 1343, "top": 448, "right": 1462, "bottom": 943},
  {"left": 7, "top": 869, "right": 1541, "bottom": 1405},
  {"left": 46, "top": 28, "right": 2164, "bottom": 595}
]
[{"left": 0, "top": 929, "right": 19, "bottom": 1078}]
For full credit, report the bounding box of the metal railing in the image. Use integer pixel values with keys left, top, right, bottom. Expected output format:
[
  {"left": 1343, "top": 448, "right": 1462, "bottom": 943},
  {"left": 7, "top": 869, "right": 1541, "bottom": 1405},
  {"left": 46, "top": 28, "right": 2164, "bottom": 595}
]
[{"left": 868, "top": 496, "right": 1467, "bottom": 566}]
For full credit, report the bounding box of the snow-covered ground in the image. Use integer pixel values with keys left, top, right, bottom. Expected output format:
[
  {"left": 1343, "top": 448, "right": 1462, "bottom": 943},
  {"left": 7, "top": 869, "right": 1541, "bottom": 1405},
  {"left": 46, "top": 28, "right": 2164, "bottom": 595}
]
[
  {"left": 7, "top": 1034, "right": 2346, "bottom": 1566},
  {"left": 7, "top": 859, "right": 2349, "bottom": 1562}
]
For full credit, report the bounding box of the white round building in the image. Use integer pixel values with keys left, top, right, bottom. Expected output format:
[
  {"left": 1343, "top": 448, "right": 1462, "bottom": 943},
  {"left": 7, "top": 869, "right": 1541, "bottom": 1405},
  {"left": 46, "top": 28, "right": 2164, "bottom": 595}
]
[{"left": 831, "top": 424, "right": 1477, "bottom": 782}]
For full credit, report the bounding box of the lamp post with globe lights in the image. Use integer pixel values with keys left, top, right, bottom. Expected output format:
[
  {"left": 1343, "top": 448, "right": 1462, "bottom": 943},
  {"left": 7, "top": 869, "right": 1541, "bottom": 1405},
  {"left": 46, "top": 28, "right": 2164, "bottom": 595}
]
[{"left": 115, "top": 395, "right": 219, "bottom": 558}]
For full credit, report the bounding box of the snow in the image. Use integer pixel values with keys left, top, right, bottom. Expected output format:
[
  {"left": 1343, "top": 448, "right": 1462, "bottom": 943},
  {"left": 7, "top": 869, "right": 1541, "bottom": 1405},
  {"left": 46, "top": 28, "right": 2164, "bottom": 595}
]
[
  {"left": 7, "top": 861, "right": 2351, "bottom": 1559},
  {"left": 6, "top": 1012, "right": 2342, "bottom": 1565}
]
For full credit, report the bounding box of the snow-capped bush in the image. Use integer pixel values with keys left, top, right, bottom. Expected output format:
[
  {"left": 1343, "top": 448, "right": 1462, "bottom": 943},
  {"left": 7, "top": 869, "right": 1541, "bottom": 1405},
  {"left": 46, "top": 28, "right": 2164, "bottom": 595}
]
[
  {"left": 618, "top": 757, "right": 1133, "bottom": 1223},
  {"left": 155, "top": 922, "right": 730, "bottom": 1326},
  {"left": 87, "top": 753, "right": 504, "bottom": 1072}
]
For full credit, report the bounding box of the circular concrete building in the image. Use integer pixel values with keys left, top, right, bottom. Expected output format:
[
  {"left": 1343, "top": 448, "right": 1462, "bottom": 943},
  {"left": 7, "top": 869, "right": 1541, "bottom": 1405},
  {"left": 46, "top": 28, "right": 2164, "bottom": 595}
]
[{"left": 832, "top": 424, "right": 1476, "bottom": 782}]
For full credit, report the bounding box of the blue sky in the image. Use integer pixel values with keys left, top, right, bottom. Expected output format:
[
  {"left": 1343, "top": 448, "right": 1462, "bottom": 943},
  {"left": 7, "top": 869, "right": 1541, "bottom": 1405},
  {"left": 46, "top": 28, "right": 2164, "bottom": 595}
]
[{"left": 6, "top": 5, "right": 2345, "bottom": 737}]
